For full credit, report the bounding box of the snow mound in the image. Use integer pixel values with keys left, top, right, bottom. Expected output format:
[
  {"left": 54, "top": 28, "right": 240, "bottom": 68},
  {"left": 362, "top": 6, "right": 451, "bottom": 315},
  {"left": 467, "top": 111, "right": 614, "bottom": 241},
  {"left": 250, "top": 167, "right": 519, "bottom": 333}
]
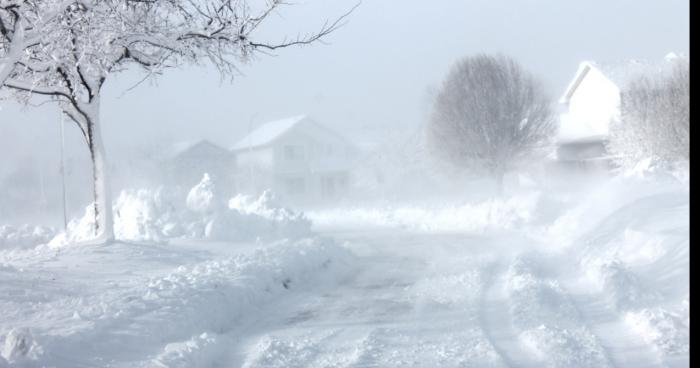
[
  {"left": 51, "top": 174, "right": 312, "bottom": 245},
  {"left": 114, "top": 188, "right": 182, "bottom": 242},
  {"left": 1, "top": 328, "right": 42, "bottom": 364},
  {"left": 153, "top": 332, "right": 232, "bottom": 368},
  {"left": 186, "top": 173, "right": 217, "bottom": 213},
  {"left": 18, "top": 238, "right": 354, "bottom": 366},
  {"left": 520, "top": 325, "right": 611, "bottom": 368},
  {"left": 582, "top": 258, "right": 660, "bottom": 310},
  {"left": 0, "top": 225, "right": 56, "bottom": 249},
  {"left": 625, "top": 308, "right": 689, "bottom": 356}
]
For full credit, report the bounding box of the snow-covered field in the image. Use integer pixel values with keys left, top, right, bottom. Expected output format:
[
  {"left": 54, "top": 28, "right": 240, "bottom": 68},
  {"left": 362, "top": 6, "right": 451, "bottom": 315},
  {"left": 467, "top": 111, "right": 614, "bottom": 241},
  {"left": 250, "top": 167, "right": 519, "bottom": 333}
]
[{"left": 0, "top": 173, "right": 689, "bottom": 367}]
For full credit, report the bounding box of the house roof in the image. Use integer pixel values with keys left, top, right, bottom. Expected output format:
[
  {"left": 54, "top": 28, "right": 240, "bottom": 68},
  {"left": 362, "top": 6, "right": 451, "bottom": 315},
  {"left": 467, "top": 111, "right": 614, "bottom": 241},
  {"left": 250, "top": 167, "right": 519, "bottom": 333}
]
[
  {"left": 232, "top": 115, "right": 308, "bottom": 151},
  {"left": 559, "top": 53, "right": 688, "bottom": 104},
  {"left": 166, "top": 139, "right": 232, "bottom": 160}
]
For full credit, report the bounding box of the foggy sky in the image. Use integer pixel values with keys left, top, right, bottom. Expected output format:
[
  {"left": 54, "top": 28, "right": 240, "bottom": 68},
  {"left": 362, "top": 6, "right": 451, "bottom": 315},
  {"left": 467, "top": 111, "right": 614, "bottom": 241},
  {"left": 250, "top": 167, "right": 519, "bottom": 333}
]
[{"left": 0, "top": 0, "right": 689, "bottom": 176}]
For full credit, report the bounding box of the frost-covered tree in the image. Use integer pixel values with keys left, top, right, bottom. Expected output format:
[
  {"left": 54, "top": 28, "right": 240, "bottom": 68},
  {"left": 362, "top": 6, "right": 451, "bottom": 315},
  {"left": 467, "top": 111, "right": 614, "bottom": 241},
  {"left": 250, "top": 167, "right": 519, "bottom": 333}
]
[
  {"left": 608, "top": 61, "right": 690, "bottom": 167},
  {"left": 427, "top": 54, "right": 555, "bottom": 193},
  {"left": 0, "top": 0, "right": 352, "bottom": 243}
]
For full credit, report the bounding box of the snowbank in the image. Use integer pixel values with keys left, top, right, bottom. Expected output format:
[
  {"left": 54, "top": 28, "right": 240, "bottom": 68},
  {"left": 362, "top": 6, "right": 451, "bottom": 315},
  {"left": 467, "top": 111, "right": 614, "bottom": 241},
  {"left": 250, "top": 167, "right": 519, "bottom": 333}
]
[
  {"left": 540, "top": 172, "right": 688, "bottom": 249},
  {"left": 0, "top": 225, "right": 55, "bottom": 249},
  {"left": 0, "top": 329, "right": 42, "bottom": 365},
  {"left": 624, "top": 308, "right": 689, "bottom": 356},
  {"left": 50, "top": 174, "right": 312, "bottom": 246},
  {"left": 0, "top": 237, "right": 355, "bottom": 367},
  {"left": 535, "top": 169, "right": 689, "bottom": 361}
]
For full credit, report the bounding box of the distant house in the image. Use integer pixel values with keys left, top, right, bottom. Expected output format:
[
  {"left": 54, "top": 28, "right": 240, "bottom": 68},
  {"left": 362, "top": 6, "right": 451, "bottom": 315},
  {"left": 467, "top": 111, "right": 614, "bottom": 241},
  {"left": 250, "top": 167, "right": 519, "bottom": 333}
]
[
  {"left": 163, "top": 140, "right": 236, "bottom": 192},
  {"left": 232, "top": 115, "right": 358, "bottom": 204},
  {"left": 556, "top": 54, "right": 683, "bottom": 171}
]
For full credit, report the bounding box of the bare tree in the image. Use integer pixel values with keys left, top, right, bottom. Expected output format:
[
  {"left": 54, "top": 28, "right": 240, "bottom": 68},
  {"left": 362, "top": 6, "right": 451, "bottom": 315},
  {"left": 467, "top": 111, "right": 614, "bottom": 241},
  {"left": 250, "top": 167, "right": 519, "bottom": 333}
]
[
  {"left": 0, "top": 0, "right": 354, "bottom": 243},
  {"left": 427, "top": 54, "right": 555, "bottom": 193},
  {"left": 608, "top": 61, "right": 690, "bottom": 167}
]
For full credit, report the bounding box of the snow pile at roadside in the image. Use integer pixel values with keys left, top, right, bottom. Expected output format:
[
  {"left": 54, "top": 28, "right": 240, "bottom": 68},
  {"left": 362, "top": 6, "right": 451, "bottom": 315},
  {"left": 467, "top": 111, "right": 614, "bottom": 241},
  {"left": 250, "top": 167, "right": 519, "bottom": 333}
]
[
  {"left": 624, "top": 308, "right": 689, "bottom": 356},
  {"left": 541, "top": 172, "right": 688, "bottom": 249},
  {"left": 186, "top": 173, "right": 217, "bottom": 213},
  {"left": 228, "top": 191, "right": 312, "bottom": 240},
  {"left": 308, "top": 193, "right": 540, "bottom": 233},
  {"left": 0, "top": 225, "right": 56, "bottom": 249},
  {"left": 142, "top": 238, "right": 354, "bottom": 367},
  {"left": 543, "top": 170, "right": 689, "bottom": 360},
  {"left": 0, "top": 238, "right": 355, "bottom": 367},
  {"left": 50, "top": 174, "right": 311, "bottom": 246}
]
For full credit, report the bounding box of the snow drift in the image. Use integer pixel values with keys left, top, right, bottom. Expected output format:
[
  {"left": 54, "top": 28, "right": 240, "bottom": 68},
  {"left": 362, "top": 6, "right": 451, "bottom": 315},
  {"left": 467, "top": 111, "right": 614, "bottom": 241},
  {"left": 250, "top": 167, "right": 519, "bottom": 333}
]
[
  {"left": 0, "top": 225, "right": 55, "bottom": 249},
  {"left": 0, "top": 237, "right": 355, "bottom": 367},
  {"left": 50, "top": 174, "right": 311, "bottom": 246},
  {"left": 307, "top": 192, "right": 540, "bottom": 233}
]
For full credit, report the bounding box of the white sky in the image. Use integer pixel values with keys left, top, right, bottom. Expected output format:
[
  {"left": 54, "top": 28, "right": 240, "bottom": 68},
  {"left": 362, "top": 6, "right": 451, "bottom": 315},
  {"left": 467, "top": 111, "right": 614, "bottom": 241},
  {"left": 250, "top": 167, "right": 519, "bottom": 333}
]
[{"left": 0, "top": 0, "right": 690, "bottom": 174}]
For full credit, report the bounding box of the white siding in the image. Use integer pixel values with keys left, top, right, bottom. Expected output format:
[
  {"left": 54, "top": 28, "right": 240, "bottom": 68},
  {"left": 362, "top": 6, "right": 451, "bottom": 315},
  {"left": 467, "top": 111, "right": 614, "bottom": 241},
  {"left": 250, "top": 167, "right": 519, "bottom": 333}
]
[
  {"left": 236, "top": 148, "right": 275, "bottom": 170},
  {"left": 233, "top": 117, "right": 357, "bottom": 204},
  {"left": 559, "top": 67, "right": 621, "bottom": 140}
]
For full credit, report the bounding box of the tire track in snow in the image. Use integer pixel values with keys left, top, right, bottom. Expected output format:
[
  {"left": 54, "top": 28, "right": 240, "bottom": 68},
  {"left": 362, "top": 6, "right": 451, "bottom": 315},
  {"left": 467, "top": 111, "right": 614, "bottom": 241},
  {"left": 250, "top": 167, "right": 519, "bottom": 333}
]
[
  {"left": 496, "top": 252, "right": 619, "bottom": 368},
  {"left": 233, "top": 233, "right": 508, "bottom": 368},
  {"left": 563, "top": 291, "right": 667, "bottom": 368},
  {"left": 479, "top": 262, "right": 542, "bottom": 368}
]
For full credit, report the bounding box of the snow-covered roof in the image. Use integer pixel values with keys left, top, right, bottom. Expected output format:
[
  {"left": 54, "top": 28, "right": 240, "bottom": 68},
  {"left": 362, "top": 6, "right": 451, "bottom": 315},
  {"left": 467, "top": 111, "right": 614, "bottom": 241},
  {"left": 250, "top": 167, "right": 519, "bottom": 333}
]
[
  {"left": 560, "top": 53, "right": 688, "bottom": 104},
  {"left": 166, "top": 139, "right": 231, "bottom": 160},
  {"left": 232, "top": 115, "right": 308, "bottom": 151}
]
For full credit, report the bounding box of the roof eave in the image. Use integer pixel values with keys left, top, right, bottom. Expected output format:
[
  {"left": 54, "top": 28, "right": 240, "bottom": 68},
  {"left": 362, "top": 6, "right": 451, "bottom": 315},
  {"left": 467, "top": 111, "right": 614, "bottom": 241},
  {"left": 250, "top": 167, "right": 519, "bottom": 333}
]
[{"left": 559, "top": 62, "right": 594, "bottom": 104}]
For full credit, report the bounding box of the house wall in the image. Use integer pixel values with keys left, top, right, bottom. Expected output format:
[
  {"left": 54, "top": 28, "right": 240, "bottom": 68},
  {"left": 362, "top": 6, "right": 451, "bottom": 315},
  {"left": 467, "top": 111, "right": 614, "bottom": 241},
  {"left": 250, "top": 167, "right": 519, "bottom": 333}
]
[
  {"left": 271, "top": 124, "right": 354, "bottom": 204},
  {"left": 557, "top": 140, "right": 608, "bottom": 161},
  {"left": 560, "top": 67, "right": 621, "bottom": 139},
  {"left": 235, "top": 147, "right": 276, "bottom": 194},
  {"left": 236, "top": 148, "right": 275, "bottom": 170},
  {"left": 234, "top": 121, "right": 356, "bottom": 205}
]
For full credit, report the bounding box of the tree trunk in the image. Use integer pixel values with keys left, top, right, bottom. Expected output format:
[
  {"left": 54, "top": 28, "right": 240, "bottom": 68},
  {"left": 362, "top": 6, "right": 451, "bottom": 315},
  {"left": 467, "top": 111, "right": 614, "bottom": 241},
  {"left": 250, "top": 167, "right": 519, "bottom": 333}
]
[{"left": 83, "top": 97, "right": 115, "bottom": 243}]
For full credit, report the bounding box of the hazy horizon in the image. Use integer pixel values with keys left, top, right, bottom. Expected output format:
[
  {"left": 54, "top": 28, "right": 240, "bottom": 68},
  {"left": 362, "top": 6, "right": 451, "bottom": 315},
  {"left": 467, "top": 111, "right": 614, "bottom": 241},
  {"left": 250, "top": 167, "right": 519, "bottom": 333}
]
[{"left": 0, "top": 0, "right": 689, "bottom": 175}]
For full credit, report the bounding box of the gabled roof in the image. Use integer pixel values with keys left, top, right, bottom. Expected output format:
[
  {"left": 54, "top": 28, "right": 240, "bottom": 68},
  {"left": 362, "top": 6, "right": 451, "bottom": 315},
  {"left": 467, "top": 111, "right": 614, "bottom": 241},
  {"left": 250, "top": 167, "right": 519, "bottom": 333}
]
[
  {"left": 560, "top": 62, "right": 595, "bottom": 104},
  {"left": 167, "top": 140, "right": 232, "bottom": 160},
  {"left": 560, "top": 53, "right": 688, "bottom": 104},
  {"left": 232, "top": 115, "right": 307, "bottom": 151}
]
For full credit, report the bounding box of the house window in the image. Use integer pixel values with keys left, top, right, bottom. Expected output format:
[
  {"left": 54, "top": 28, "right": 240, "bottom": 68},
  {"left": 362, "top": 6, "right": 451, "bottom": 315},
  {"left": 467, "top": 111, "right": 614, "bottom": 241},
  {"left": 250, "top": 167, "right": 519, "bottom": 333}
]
[
  {"left": 284, "top": 145, "right": 304, "bottom": 161},
  {"left": 285, "top": 177, "right": 306, "bottom": 195}
]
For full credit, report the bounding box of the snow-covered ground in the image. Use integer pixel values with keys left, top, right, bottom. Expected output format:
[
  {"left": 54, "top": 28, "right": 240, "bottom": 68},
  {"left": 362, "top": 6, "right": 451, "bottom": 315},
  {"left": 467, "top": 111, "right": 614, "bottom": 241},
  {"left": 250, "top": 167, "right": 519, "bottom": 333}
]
[{"left": 0, "top": 173, "right": 689, "bottom": 367}]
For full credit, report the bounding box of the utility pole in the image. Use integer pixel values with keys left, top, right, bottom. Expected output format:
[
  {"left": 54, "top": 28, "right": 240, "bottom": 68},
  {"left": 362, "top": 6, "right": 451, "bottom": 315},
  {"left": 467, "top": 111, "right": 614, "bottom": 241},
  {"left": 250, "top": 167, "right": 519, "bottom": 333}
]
[
  {"left": 59, "top": 112, "right": 68, "bottom": 231},
  {"left": 248, "top": 113, "right": 258, "bottom": 195}
]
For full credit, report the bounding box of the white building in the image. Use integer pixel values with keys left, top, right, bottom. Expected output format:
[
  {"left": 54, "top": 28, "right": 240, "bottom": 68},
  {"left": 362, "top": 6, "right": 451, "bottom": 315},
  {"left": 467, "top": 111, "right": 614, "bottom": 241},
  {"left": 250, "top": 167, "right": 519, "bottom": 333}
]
[
  {"left": 232, "top": 115, "right": 358, "bottom": 204},
  {"left": 556, "top": 54, "right": 683, "bottom": 170}
]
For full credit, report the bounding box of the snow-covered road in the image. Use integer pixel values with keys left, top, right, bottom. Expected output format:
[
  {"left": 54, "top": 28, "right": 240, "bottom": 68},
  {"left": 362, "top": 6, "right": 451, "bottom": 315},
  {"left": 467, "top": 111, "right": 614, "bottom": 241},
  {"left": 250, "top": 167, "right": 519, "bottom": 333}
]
[
  {"left": 233, "top": 226, "right": 687, "bottom": 368},
  {"left": 0, "top": 180, "right": 689, "bottom": 367}
]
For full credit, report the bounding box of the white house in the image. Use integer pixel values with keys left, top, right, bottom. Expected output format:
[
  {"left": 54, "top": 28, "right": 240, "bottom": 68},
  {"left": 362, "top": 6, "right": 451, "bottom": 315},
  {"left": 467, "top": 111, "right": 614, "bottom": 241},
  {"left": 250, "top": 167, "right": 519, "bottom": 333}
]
[
  {"left": 556, "top": 54, "right": 683, "bottom": 170},
  {"left": 232, "top": 115, "right": 357, "bottom": 204}
]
